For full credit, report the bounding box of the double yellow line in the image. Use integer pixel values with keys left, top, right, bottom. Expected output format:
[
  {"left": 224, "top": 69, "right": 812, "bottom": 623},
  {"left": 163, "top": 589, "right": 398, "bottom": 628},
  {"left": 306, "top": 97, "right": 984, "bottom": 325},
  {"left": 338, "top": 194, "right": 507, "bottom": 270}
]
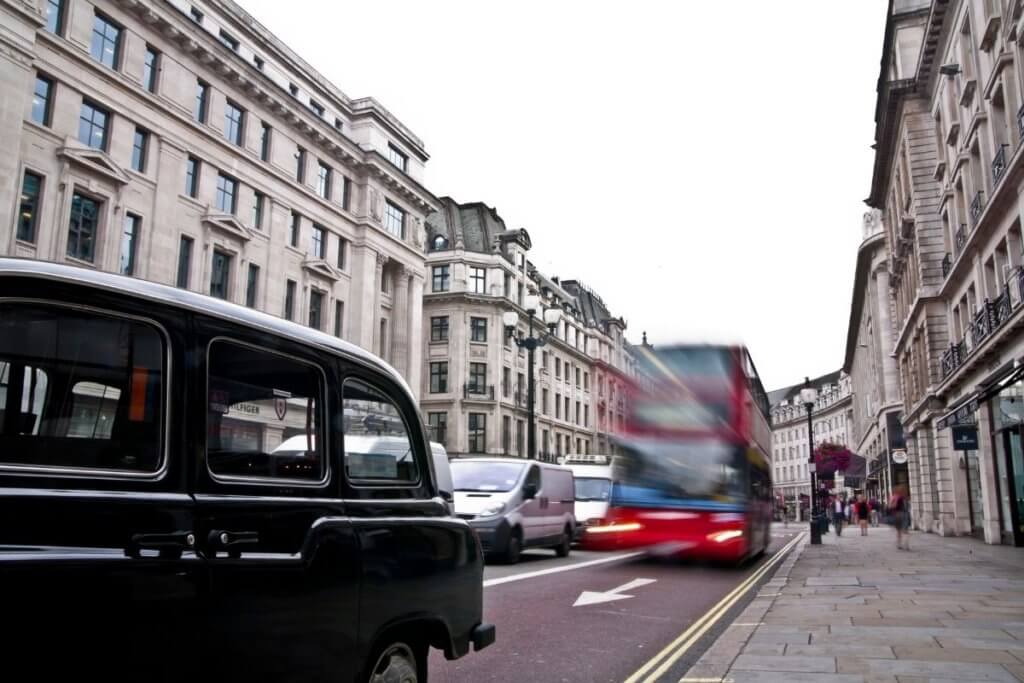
[{"left": 622, "top": 532, "right": 804, "bottom": 683}]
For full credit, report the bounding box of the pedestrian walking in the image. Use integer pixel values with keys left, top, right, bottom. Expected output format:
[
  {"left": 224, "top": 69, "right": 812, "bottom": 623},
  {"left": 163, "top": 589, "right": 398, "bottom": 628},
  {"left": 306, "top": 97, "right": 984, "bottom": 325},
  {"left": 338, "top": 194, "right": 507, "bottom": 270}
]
[
  {"left": 833, "top": 496, "right": 844, "bottom": 536},
  {"left": 857, "top": 495, "right": 869, "bottom": 536},
  {"left": 869, "top": 497, "right": 880, "bottom": 526},
  {"left": 887, "top": 484, "right": 910, "bottom": 550}
]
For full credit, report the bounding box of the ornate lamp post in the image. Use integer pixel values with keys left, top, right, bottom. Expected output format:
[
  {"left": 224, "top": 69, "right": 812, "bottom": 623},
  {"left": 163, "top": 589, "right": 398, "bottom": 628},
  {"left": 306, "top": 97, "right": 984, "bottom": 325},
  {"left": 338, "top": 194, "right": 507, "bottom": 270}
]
[
  {"left": 502, "top": 294, "right": 562, "bottom": 460},
  {"left": 799, "top": 378, "right": 821, "bottom": 544}
]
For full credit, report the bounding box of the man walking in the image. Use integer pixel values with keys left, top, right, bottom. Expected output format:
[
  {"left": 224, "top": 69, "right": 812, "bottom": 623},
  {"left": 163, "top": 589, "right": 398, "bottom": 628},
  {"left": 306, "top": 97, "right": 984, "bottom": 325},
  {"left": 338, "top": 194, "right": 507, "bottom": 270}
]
[{"left": 833, "top": 496, "right": 845, "bottom": 536}]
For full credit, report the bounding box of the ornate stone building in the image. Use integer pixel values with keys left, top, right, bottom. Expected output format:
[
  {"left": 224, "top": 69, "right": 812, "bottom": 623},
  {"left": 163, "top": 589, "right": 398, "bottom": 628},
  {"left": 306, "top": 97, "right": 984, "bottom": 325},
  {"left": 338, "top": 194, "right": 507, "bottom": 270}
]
[
  {"left": 419, "top": 197, "right": 634, "bottom": 458},
  {"left": 844, "top": 210, "right": 907, "bottom": 503},
  {"left": 2, "top": 0, "right": 436, "bottom": 395},
  {"left": 866, "top": 0, "right": 1024, "bottom": 544}
]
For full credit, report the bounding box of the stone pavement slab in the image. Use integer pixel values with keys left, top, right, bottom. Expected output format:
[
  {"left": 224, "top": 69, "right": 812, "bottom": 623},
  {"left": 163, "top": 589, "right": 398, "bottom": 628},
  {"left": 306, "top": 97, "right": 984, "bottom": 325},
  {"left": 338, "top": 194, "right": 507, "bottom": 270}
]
[{"left": 682, "top": 525, "right": 1024, "bottom": 683}]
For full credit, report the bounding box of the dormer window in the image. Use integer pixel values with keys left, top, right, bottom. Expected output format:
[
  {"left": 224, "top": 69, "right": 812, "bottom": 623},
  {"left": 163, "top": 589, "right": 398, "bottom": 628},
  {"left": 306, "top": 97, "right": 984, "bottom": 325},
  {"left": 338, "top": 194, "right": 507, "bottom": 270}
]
[
  {"left": 431, "top": 234, "right": 449, "bottom": 251},
  {"left": 387, "top": 144, "right": 408, "bottom": 172}
]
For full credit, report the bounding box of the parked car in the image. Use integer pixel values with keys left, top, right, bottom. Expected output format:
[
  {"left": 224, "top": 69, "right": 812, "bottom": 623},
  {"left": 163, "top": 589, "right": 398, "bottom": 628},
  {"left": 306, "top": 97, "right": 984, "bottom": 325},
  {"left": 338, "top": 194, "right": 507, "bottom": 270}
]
[
  {"left": 563, "top": 455, "right": 614, "bottom": 540},
  {"left": 0, "top": 258, "right": 493, "bottom": 682},
  {"left": 450, "top": 457, "right": 575, "bottom": 563}
]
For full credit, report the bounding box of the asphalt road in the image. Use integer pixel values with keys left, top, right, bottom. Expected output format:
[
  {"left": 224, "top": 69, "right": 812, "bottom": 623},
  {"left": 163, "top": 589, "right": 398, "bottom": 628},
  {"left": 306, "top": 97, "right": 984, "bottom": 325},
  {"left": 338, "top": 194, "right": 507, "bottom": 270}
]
[{"left": 428, "top": 524, "right": 804, "bottom": 683}]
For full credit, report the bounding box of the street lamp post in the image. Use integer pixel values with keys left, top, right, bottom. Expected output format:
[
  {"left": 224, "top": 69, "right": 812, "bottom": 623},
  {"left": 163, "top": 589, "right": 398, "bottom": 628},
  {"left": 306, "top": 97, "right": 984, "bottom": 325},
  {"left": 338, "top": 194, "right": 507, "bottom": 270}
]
[
  {"left": 800, "top": 378, "right": 821, "bottom": 545},
  {"left": 503, "top": 294, "right": 562, "bottom": 460}
]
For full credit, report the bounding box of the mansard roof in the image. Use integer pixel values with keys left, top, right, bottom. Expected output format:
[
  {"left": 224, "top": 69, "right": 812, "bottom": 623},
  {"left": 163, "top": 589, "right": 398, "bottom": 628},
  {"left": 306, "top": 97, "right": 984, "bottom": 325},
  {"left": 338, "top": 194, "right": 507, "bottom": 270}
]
[{"left": 425, "top": 197, "right": 525, "bottom": 255}]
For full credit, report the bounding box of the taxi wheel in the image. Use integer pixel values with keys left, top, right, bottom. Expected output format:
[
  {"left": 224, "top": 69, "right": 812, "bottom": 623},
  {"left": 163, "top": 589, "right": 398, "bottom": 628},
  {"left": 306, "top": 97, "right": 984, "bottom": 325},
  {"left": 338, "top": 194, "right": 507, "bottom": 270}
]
[{"left": 368, "top": 642, "right": 419, "bottom": 683}]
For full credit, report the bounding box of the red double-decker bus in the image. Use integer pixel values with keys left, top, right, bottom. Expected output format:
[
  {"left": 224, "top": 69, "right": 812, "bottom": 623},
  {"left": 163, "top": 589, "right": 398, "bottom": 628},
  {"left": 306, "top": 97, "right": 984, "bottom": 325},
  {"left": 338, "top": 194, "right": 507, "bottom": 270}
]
[{"left": 581, "top": 344, "right": 773, "bottom": 563}]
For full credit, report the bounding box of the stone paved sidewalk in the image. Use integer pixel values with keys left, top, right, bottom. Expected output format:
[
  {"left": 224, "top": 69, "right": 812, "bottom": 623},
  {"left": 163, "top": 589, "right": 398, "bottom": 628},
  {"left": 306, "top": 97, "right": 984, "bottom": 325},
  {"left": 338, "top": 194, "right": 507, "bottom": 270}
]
[{"left": 683, "top": 524, "right": 1024, "bottom": 682}]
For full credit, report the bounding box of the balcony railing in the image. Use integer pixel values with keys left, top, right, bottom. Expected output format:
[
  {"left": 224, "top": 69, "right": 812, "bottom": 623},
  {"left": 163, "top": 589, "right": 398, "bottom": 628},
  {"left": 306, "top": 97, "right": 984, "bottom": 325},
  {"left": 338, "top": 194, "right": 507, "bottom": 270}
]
[
  {"left": 941, "top": 252, "right": 952, "bottom": 278},
  {"left": 955, "top": 224, "right": 968, "bottom": 253},
  {"left": 942, "top": 277, "right": 1024, "bottom": 380},
  {"left": 993, "top": 285, "right": 1013, "bottom": 328},
  {"left": 463, "top": 383, "right": 495, "bottom": 400},
  {"left": 992, "top": 144, "right": 1009, "bottom": 185},
  {"left": 1018, "top": 103, "right": 1024, "bottom": 141},
  {"left": 971, "top": 302, "right": 993, "bottom": 346},
  {"left": 969, "top": 192, "right": 985, "bottom": 226}
]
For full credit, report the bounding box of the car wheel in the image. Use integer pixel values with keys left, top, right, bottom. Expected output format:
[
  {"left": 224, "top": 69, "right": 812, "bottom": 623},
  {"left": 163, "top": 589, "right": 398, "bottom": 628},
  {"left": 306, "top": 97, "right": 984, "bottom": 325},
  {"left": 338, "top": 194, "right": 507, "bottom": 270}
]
[
  {"left": 504, "top": 531, "right": 522, "bottom": 564},
  {"left": 368, "top": 642, "right": 419, "bottom": 683},
  {"left": 554, "top": 527, "right": 571, "bottom": 557}
]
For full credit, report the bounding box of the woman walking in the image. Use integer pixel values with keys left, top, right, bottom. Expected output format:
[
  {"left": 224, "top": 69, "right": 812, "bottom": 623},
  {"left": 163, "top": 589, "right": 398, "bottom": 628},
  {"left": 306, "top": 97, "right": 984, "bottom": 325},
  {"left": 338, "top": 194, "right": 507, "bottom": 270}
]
[
  {"left": 887, "top": 485, "right": 910, "bottom": 550},
  {"left": 857, "top": 495, "right": 869, "bottom": 536}
]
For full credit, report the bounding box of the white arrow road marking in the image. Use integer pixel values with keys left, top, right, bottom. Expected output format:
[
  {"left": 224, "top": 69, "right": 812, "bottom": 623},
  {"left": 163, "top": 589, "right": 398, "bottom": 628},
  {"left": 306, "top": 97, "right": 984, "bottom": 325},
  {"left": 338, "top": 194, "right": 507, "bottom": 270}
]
[{"left": 573, "top": 577, "right": 657, "bottom": 607}]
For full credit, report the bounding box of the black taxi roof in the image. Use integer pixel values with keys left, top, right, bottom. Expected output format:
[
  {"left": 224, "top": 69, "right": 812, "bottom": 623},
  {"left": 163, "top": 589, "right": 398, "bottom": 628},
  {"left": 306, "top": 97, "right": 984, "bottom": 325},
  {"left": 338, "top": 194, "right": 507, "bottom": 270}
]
[{"left": 0, "top": 257, "right": 413, "bottom": 398}]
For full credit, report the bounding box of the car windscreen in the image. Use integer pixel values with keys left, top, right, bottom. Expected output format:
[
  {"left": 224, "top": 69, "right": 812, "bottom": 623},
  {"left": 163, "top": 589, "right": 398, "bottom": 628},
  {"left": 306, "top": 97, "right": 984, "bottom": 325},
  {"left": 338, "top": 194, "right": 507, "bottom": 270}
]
[
  {"left": 613, "top": 439, "right": 744, "bottom": 502},
  {"left": 451, "top": 461, "right": 525, "bottom": 492},
  {"left": 574, "top": 477, "right": 611, "bottom": 502}
]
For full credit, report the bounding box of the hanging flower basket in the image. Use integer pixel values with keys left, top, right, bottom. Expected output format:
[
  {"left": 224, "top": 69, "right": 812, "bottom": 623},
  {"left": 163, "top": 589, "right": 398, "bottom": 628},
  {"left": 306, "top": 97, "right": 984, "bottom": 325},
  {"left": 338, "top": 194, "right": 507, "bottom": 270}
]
[{"left": 813, "top": 442, "right": 852, "bottom": 478}]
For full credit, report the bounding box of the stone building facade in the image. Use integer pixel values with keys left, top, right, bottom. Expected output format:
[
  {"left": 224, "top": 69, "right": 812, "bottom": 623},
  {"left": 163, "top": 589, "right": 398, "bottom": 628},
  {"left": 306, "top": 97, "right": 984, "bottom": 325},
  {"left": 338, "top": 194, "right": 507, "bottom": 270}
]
[
  {"left": 866, "top": 0, "right": 1024, "bottom": 545},
  {"left": 844, "top": 210, "right": 908, "bottom": 503},
  {"left": 2, "top": 0, "right": 436, "bottom": 396},
  {"left": 768, "top": 372, "right": 853, "bottom": 517},
  {"left": 419, "top": 197, "right": 633, "bottom": 459}
]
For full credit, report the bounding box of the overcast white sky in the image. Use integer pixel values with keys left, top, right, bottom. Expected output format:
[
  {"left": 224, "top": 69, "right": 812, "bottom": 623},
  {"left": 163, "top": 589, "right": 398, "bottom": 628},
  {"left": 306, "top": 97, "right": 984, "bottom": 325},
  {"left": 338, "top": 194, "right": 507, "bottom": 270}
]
[{"left": 243, "top": 0, "right": 887, "bottom": 390}]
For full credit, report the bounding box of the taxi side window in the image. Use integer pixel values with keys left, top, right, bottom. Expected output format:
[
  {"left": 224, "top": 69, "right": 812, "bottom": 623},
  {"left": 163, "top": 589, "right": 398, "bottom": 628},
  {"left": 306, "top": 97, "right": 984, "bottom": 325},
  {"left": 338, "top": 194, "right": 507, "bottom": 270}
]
[
  {"left": 342, "top": 378, "right": 419, "bottom": 483},
  {"left": 206, "top": 341, "right": 325, "bottom": 483},
  {"left": 0, "top": 301, "right": 164, "bottom": 473}
]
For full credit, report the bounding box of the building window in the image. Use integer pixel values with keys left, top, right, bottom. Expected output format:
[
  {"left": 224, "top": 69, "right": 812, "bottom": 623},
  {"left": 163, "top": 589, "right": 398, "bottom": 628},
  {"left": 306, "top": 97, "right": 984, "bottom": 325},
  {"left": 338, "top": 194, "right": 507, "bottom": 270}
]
[
  {"left": 428, "top": 413, "right": 447, "bottom": 447},
  {"left": 251, "top": 191, "right": 264, "bottom": 230},
  {"left": 584, "top": 405, "right": 589, "bottom": 428},
  {"left": 470, "top": 317, "right": 487, "bottom": 342},
  {"left": 224, "top": 100, "right": 244, "bottom": 146},
  {"left": 215, "top": 173, "right": 237, "bottom": 214},
  {"left": 431, "top": 235, "right": 449, "bottom": 251},
  {"left": 176, "top": 236, "right": 193, "bottom": 288},
  {"left": 387, "top": 144, "right": 408, "bottom": 172},
  {"left": 67, "top": 192, "right": 100, "bottom": 262},
  {"left": 555, "top": 358, "right": 561, "bottom": 378},
  {"left": 18, "top": 172, "right": 42, "bottom": 243},
  {"left": 381, "top": 269, "right": 389, "bottom": 293},
  {"left": 334, "top": 300, "right": 344, "bottom": 337},
  {"left": 218, "top": 29, "right": 239, "bottom": 52},
  {"left": 295, "top": 146, "right": 306, "bottom": 183},
  {"left": 131, "top": 127, "right": 148, "bottom": 173},
  {"left": 143, "top": 46, "right": 159, "bottom": 92},
  {"left": 253, "top": 55, "right": 264, "bottom": 71},
  {"left": 555, "top": 393, "right": 561, "bottom": 419},
  {"left": 503, "top": 367, "right": 512, "bottom": 398},
  {"left": 309, "top": 99, "right": 324, "bottom": 117},
  {"left": 468, "top": 414, "right": 486, "bottom": 453},
  {"left": 430, "top": 316, "right": 449, "bottom": 342},
  {"left": 259, "top": 122, "right": 271, "bottom": 161},
  {"left": 470, "top": 266, "right": 486, "bottom": 294},
  {"left": 289, "top": 211, "right": 300, "bottom": 247},
  {"left": 332, "top": 238, "right": 346, "bottom": 271},
  {"left": 311, "top": 224, "right": 326, "bottom": 259},
  {"left": 503, "top": 273, "right": 511, "bottom": 298},
  {"left": 288, "top": 83, "right": 299, "bottom": 97},
  {"left": 78, "top": 101, "right": 108, "bottom": 151},
  {"left": 209, "top": 250, "right": 231, "bottom": 300},
  {"left": 195, "top": 80, "right": 209, "bottom": 123},
  {"left": 317, "top": 162, "right": 331, "bottom": 199},
  {"left": 45, "top": 0, "right": 64, "bottom": 34},
  {"left": 502, "top": 416, "right": 511, "bottom": 453},
  {"left": 334, "top": 117, "right": 344, "bottom": 131},
  {"left": 384, "top": 200, "right": 405, "bottom": 238},
  {"left": 342, "top": 176, "right": 352, "bottom": 210},
  {"left": 119, "top": 213, "right": 140, "bottom": 275},
  {"left": 469, "top": 363, "right": 487, "bottom": 393},
  {"left": 185, "top": 156, "right": 199, "bottom": 198},
  {"left": 309, "top": 290, "right": 323, "bottom": 330},
  {"left": 542, "top": 388, "right": 549, "bottom": 415},
  {"left": 245, "top": 263, "right": 259, "bottom": 308},
  {"left": 284, "top": 279, "right": 296, "bottom": 320},
  {"left": 432, "top": 265, "right": 450, "bottom": 292},
  {"left": 189, "top": 6, "right": 203, "bottom": 23},
  {"left": 90, "top": 12, "right": 121, "bottom": 69},
  {"left": 584, "top": 372, "right": 589, "bottom": 390},
  {"left": 32, "top": 75, "right": 52, "bottom": 126},
  {"left": 575, "top": 368, "right": 581, "bottom": 388},
  {"left": 429, "top": 362, "right": 448, "bottom": 393}
]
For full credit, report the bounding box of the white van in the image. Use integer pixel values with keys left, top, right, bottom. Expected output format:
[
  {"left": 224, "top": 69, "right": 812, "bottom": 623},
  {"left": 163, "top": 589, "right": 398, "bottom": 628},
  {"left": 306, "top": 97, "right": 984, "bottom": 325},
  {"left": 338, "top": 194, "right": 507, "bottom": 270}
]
[
  {"left": 450, "top": 458, "right": 576, "bottom": 564},
  {"left": 430, "top": 442, "right": 454, "bottom": 513},
  {"left": 563, "top": 455, "right": 614, "bottom": 539}
]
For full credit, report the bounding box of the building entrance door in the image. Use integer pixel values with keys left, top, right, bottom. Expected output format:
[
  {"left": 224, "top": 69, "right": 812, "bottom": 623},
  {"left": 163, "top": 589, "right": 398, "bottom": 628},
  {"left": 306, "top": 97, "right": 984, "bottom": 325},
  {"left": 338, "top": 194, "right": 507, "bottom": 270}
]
[{"left": 1000, "top": 428, "right": 1024, "bottom": 547}]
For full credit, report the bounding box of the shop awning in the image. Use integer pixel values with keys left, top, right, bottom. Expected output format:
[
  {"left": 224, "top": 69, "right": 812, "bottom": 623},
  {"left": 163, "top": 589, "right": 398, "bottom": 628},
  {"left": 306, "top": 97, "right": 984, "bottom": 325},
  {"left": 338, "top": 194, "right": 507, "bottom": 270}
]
[
  {"left": 937, "top": 395, "right": 979, "bottom": 429},
  {"left": 976, "top": 362, "right": 1024, "bottom": 403}
]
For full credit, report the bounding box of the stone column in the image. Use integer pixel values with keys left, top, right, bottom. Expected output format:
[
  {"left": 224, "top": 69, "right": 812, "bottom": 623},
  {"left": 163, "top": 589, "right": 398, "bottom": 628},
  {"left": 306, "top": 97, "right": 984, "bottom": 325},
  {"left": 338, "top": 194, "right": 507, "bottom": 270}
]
[
  {"left": 977, "top": 400, "right": 1004, "bottom": 544},
  {"left": 391, "top": 264, "right": 410, "bottom": 378},
  {"left": 371, "top": 253, "right": 387, "bottom": 358},
  {"left": 407, "top": 273, "right": 425, "bottom": 400},
  {"left": 0, "top": 1, "right": 42, "bottom": 253}
]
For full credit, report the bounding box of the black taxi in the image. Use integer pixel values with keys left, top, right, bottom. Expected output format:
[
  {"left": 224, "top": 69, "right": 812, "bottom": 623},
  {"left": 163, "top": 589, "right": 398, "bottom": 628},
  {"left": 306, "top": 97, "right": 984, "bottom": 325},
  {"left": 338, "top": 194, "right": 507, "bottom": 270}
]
[{"left": 0, "top": 258, "right": 493, "bottom": 682}]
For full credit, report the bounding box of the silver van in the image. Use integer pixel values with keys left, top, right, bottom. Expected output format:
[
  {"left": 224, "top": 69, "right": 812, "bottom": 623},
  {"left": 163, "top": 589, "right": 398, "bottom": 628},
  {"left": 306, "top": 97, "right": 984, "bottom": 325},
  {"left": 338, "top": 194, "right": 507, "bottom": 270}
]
[
  {"left": 450, "top": 458, "right": 575, "bottom": 563},
  {"left": 431, "top": 443, "right": 454, "bottom": 513},
  {"left": 563, "top": 456, "right": 614, "bottom": 540}
]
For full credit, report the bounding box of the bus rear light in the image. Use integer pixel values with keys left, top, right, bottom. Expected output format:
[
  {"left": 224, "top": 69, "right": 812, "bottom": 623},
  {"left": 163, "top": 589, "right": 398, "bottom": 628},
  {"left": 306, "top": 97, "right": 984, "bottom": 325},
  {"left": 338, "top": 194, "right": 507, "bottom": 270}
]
[
  {"left": 586, "top": 522, "right": 643, "bottom": 534},
  {"left": 707, "top": 529, "right": 744, "bottom": 543}
]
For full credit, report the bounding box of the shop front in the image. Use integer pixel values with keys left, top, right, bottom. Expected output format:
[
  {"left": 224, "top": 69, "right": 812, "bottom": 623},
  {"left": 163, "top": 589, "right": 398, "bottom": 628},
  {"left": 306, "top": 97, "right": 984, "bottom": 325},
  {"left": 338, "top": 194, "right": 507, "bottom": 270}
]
[
  {"left": 938, "top": 397, "right": 985, "bottom": 539},
  {"left": 986, "top": 368, "right": 1024, "bottom": 547}
]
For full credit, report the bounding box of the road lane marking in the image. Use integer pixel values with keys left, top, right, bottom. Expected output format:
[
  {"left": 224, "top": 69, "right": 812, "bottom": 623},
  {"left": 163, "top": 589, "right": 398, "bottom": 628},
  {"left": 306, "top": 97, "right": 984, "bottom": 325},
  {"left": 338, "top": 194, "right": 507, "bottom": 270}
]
[
  {"left": 483, "top": 551, "right": 645, "bottom": 588},
  {"left": 622, "top": 533, "right": 805, "bottom": 683},
  {"left": 573, "top": 577, "right": 657, "bottom": 606}
]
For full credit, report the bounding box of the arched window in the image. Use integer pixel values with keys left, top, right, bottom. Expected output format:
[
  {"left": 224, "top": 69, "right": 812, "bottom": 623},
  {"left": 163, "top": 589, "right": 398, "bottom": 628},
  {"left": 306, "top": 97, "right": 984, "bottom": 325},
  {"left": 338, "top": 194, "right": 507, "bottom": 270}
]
[{"left": 431, "top": 234, "right": 449, "bottom": 251}]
